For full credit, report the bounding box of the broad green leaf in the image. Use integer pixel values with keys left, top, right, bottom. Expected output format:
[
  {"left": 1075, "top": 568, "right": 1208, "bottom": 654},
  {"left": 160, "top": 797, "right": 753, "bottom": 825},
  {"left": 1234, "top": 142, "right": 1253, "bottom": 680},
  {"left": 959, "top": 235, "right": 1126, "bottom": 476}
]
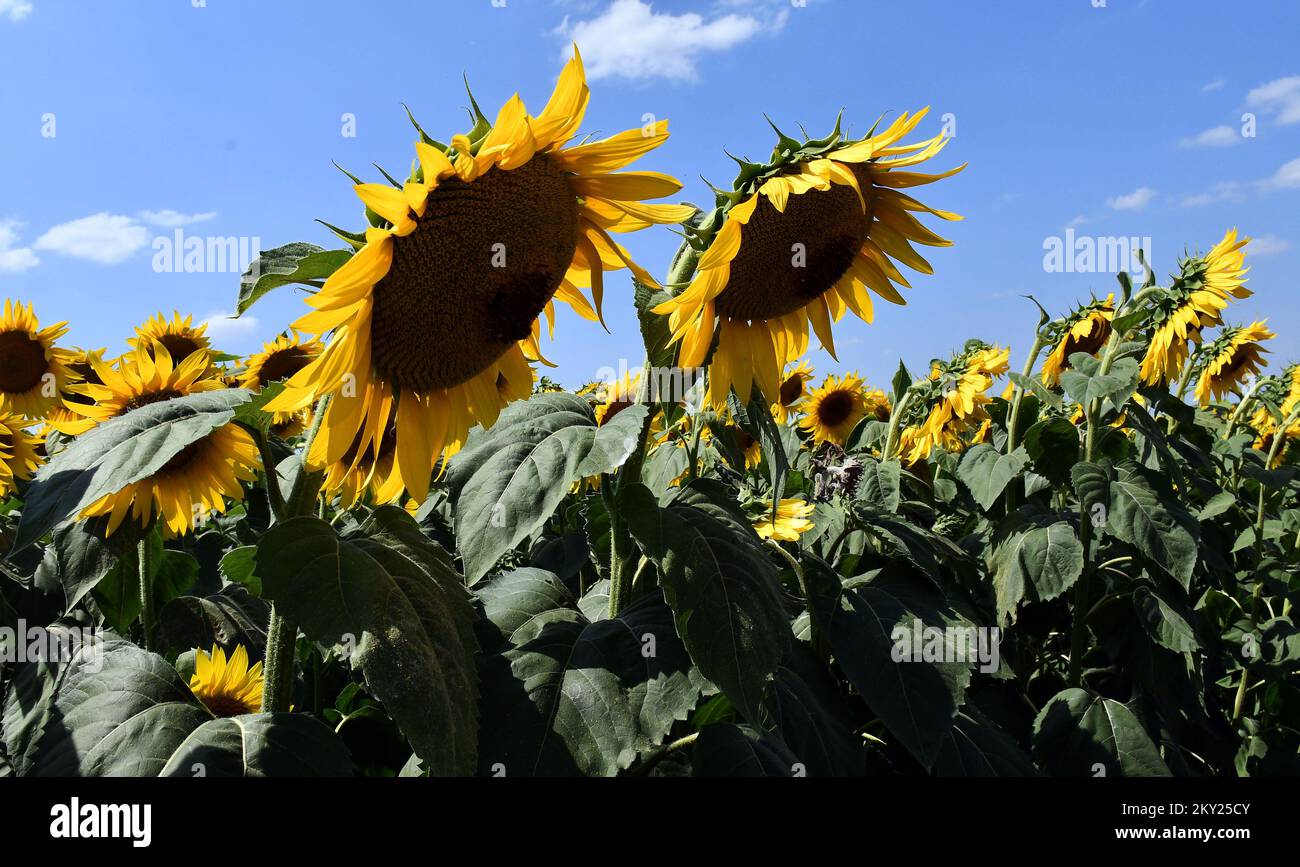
[
  {"left": 1033, "top": 688, "right": 1171, "bottom": 777},
  {"left": 1021, "top": 417, "right": 1080, "bottom": 487},
  {"left": 159, "top": 585, "right": 270, "bottom": 658},
  {"left": 856, "top": 457, "right": 902, "bottom": 512},
  {"left": 933, "top": 708, "right": 1041, "bottom": 777},
  {"left": 1133, "top": 587, "right": 1199, "bottom": 653},
  {"left": 957, "top": 445, "right": 1029, "bottom": 511},
  {"left": 1106, "top": 462, "right": 1199, "bottom": 587},
  {"left": 219, "top": 546, "right": 260, "bottom": 595},
  {"left": 729, "top": 390, "right": 789, "bottom": 506},
  {"left": 1, "top": 624, "right": 86, "bottom": 775},
  {"left": 13, "top": 390, "right": 252, "bottom": 551},
  {"left": 1060, "top": 353, "right": 1140, "bottom": 413},
  {"left": 768, "top": 652, "right": 867, "bottom": 776},
  {"left": 807, "top": 564, "right": 972, "bottom": 769},
  {"left": 623, "top": 479, "right": 789, "bottom": 723},
  {"left": 159, "top": 713, "right": 353, "bottom": 777},
  {"left": 446, "top": 393, "right": 649, "bottom": 583},
  {"left": 255, "top": 508, "right": 479, "bottom": 776},
  {"left": 31, "top": 521, "right": 119, "bottom": 614},
  {"left": 237, "top": 242, "right": 351, "bottom": 316},
  {"left": 987, "top": 510, "right": 1083, "bottom": 625},
  {"left": 692, "top": 724, "right": 801, "bottom": 777},
  {"left": 473, "top": 567, "right": 575, "bottom": 653},
  {"left": 1008, "top": 371, "right": 1063, "bottom": 410},
  {"left": 476, "top": 589, "right": 709, "bottom": 776}
]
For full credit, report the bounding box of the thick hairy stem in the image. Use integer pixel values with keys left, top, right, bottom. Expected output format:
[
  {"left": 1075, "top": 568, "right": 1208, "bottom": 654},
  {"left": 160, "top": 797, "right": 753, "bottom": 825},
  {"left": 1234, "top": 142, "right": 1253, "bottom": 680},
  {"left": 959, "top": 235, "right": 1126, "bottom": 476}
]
[
  {"left": 137, "top": 536, "right": 155, "bottom": 652},
  {"left": 261, "top": 393, "right": 332, "bottom": 712},
  {"left": 883, "top": 390, "right": 916, "bottom": 461},
  {"left": 1005, "top": 329, "right": 1050, "bottom": 511},
  {"left": 608, "top": 354, "right": 655, "bottom": 620}
]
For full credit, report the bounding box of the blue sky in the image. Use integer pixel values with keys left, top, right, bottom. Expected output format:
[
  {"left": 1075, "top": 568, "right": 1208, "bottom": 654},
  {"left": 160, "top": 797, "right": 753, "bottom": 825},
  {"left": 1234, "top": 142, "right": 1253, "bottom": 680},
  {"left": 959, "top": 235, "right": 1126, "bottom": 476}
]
[{"left": 2, "top": 0, "right": 1299, "bottom": 389}]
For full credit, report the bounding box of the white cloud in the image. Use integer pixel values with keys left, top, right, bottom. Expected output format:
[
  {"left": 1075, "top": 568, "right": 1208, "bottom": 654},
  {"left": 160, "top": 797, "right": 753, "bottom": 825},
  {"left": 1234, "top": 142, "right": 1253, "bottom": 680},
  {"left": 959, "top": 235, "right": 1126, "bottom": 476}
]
[
  {"left": 1180, "top": 181, "right": 1244, "bottom": 208},
  {"left": 33, "top": 213, "right": 151, "bottom": 264},
  {"left": 1108, "top": 187, "right": 1156, "bottom": 211},
  {"left": 1066, "top": 215, "right": 1090, "bottom": 229},
  {"left": 0, "top": 220, "right": 39, "bottom": 273},
  {"left": 1262, "top": 156, "right": 1300, "bottom": 190},
  {"left": 0, "top": 0, "right": 32, "bottom": 22},
  {"left": 1201, "top": 79, "right": 1225, "bottom": 93},
  {"left": 1250, "top": 235, "right": 1291, "bottom": 256},
  {"left": 1179, "top": 125, "right": 1242, "bottom": 148},
  {"left": 1246, "top": 75, "right": 1300, "bottom": 125},
  {"left": 556, "top": 0, "right": 774, "bottom": 82},
  {"left": 199, "top": 311, "right": 260, "bottom": 342},
  {"left": 139, "top": 209, "right": 217, "bottom": 228}
]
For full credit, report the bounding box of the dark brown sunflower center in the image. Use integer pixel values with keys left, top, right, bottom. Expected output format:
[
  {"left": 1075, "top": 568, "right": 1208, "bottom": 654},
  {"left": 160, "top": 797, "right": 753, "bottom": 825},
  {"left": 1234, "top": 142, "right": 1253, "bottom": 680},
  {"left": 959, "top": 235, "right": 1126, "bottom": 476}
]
[
  {"left": 779, "top": 374, "right": 805, "bottom": 407},
  {"left": 601, "top": 399, "right": 633, "bottom": 425},
  {"left": 369, "top": 153, "right": 579, "bottom": 393},
  {"left": 156, "top": 334, "right": 203, "bottom": 361},
  {"left": 715, "top": 165, "right": 874, "bottom": 322},
  {"left": 816, "top": 391, "right": 856, "bottom": 428},
  {"left": 161, "top": 439, "right": 207, "bottom": 474},
  {"left": 123, "top": 388, "right": 184, "bottom": 413},
  {"left": 201, "top": 692, "right": 257, "bottom": 718},
  {"left": 1062, "top": 320, "right": 1111, "bottom": 360},
  {"left": 340, "top": 424, "right": 398, "bottom": 469},
  {"left": 0, "top": 330, "right": 50, "bottom": 395},
  {"left": 256, "top": 347, "right": 313, "bottom": 386}
]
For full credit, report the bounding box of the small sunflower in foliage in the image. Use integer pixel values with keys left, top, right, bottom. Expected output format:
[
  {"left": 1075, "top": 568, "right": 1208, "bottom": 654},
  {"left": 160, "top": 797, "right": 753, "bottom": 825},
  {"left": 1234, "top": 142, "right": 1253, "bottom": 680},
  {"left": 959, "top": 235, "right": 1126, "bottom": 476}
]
[
  {"left": 0, "top": 300, "right": 77, "bottom": 420},
  {"left": 190, "top": 645, "right": 264, "bottom": 717},
  {"left": 798, "top": 372, "right": 887, "bottom": 446},
  {"left": 896, "top": 342, "right": 1008, "bottom": 465},
  {"left": 129, "top": 311, "right": 212, "bottom": 363},
  {"left": 1140, "top": 229, "right": 1251, "bottom": 386},
  {"left": 773, "top": 361, "right": 814, "bottom": 423},
  {"left": 1041, "top": 294, "right": 1114, "bottom": 387},
  {"left": 240, "top": 333, "right": 324, "bottom": 438},
  {"left": 1194, "top": 320, "right": 1274, "bottom": 406},
  {"left": 0, "top": 413, "right": 43, "bottom": 497},
  {"left": 1250, "top": 363, "right": 1300, "bottom": 462},
  {"left": 656, "top": 109, "right": 962, "bottom": 409},
  {"left": 751, "top": 498, "right": 815, "bottom": 542},
  {"left": 594, "top": 371, "right": 640, "bottom": 426},
  {"left": 267, "top": 48, "right": 692, "bottom": 503}
]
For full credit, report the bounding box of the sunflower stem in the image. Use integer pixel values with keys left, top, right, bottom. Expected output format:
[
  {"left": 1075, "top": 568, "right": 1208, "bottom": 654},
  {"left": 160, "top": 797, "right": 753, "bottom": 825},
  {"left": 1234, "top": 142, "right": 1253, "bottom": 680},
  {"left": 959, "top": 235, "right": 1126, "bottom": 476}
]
[
  {"left": 883, "top": 389, "right": 916, "bottom": 461},
  {"left": 1004, "top": 323, "right": 1051, "bottom": 512},
  {"left": 137, "top": 536, "right": 155, "bottom": 652},
  {"left": 247, "top": 425, "right": 288, "bottom": 522}
]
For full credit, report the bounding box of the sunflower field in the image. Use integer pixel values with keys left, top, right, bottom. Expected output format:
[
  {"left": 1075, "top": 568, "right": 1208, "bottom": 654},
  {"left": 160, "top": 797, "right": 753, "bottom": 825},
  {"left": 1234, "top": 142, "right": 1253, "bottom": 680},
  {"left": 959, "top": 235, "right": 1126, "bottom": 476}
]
[{"left": 2, "top": 50, "right": 1298, "bottom": 781}]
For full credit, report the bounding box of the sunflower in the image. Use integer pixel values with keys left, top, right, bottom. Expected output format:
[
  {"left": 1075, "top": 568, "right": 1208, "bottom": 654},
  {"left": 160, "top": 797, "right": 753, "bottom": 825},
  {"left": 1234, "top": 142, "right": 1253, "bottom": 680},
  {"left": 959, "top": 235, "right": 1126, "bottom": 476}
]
[
  {"left": 799, "top": 372, "right": 889, "bottom": 446},
  {"left": 0, "top": 300, "right": 77, "bottom": 420},
  {"left": 655, "top": 108, "right": 962, "bottom": 409},
  {"left": 267, "top": 48, "right": 692, "bottom": 503},
  {"left": 593, "top": 371, "right": 640, "bottom": 426},
  {"left": 322, "top": 420, "right": 403, "bottom": 510},
  {"left": 1251, "top": 364, "right": 1300, "bottom": 463},
  {"left": 896, "top": 342, "right": 1008, "bottom": 465},
  {"left": 53, "top": 342, "right": 224, "bottom": 435},
  {"left": 189, "top": 644, "right": 264, "bottom": 717},
  {"left": 1195, "top": 321, "right": 1274, "bottom": 406},
  {"left": 752, "top": 498, "right": 815, "bottom": 542},
  {"left": 1140, "top": 229, "right": 1251, "bottom": 386},
  {"left": 240, "top": 333, "right": 324, "bottom": 439},
  {"left": 1041, "top": 295, "right": 1114, "bottom": 387},
  {"left": 0, "top": 413, "right": 43, "bottom": 498},
  {"left": 773, "top": 361, "right": 814, "bottom": 423},
  {"left": 39, "top": 347, "right": 109, "bottom": 437},
  {"left": 129, "top": 311, "right": 212, "bottom": 362}
]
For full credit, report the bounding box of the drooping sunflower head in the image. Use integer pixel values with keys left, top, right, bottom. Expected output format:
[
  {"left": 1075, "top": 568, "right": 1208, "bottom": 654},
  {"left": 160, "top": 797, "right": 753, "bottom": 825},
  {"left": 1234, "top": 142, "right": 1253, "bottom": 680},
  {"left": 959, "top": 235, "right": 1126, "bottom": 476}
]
[
  {"left": 896, "top": 341, "right": 1005, "bottom": 465},
  {"left": 1195, "top": 321, "right": 1274, "bottom": 407},
  {"left": 53, "top": 342, "right": 225, "bottom": 435},
  {"left": 0, "top": 412, "right": 43, "bottom": 498},
  {"left": 750, "top": 497, "right": 815, "bottom": 542},
  {"left": 267, "top": 47, "right": 693, "bottom": 503},
  {"left": 1140, "top": 230, "right": 1252, "bottom": 386},
  {"left": 798, "top": 372, "right": 888, "bottom": 447},
  {"left": 189, "top": 644, "right": 264, "bottom": 717},
  {"left": 593, "top": 371, "right": 641, "bottom": 426},
  {"left": 129, "top": 312, "right": 212, "bottom": 363},
  {"left": 773, "top": 361, "right": 815, "bottom": 423},
  {"left": 0, "top": 300, "right": 76, "bottom": 421},
  {"left": 655, "top": 109, "right": 963, "bottom": 409},
  {"left": 1041, "top": 294, "right": 1115, "bottom": 387},
  {"left": 323, "top": 419, "right": 403, "bottom": 510}
]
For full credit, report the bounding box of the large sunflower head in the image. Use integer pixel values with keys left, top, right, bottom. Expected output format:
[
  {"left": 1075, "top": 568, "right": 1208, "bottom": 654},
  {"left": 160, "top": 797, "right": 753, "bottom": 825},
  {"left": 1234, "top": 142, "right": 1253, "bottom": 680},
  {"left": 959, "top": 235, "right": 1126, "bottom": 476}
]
[
  {"left": 1140, "top": 230, "right": 1251, "bottom": 386},
  {"left": 267, "top": 48, "right": 693, "bottom": 502},
  {"left": 773, "top": 361, "right": 814, "bottom": 423},
  {"left": 0, "top": 300, "right": 76, "bottom": 420},
  {"left": 1195, "top": 321, "right": 1274, "bottom": 407},
  {"left": 189, "top": 644, "right": 264, "bottom": 717},
  {"left": 129, "top": 312, "right": 213, "bottom": 362},
  {"left": 0, "top": 413, "right": 43, "bottom": 498},
  {"left": 53, "top": 342, "right": 224, "bottom": 435},
  {"left": 798, "top": 372, "right": 888, "bottom": 447},
  {"left": 1041, "top": 294, "right": 1115, "bottom": 387},
  {"left": 654, "top": 109, "right": 963, "bottom": 409}
]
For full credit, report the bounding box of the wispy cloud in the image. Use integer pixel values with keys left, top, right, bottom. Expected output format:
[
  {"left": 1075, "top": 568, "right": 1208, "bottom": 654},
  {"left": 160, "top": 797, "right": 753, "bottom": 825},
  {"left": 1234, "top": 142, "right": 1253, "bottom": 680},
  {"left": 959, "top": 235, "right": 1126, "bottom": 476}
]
[
  {"left": 1201, "top": 78, "right": 1225, "bottom": 93},
  {"left": 555, "top": 0, "right": 780, "bottom": 82},
  {"left": 1262, "top": 156, "right": 1300, "bottom": 190},
  {"left": 0, "top": 220, "right": 39, "bottom": 273},
  {"left": 33, "top": 213, "right": 151, "bottom": 264},
  {"left": 1108, "top": 187, "right": 1156, "bottom": 211},
  {"left": 139, "top": 209, "right": 218, "bottom": 228},
  {"left": 1179, "top": 124, "right": 1242, "bottom": 148},
  {"left": 0, "top": 0, "right": 32, "bottom": 23},
  {"left": 1180, "top": 181, "right": 1244, "bottom": 208},
  {"left": 199, "top": 311, "right": 260, "bottom": 343},
  {"left": 1246, "top": 75, "right": 1300, "bottom": 125},
  {"left": 1250, "top": 235, "right": 1291, "bottom": 257}
]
